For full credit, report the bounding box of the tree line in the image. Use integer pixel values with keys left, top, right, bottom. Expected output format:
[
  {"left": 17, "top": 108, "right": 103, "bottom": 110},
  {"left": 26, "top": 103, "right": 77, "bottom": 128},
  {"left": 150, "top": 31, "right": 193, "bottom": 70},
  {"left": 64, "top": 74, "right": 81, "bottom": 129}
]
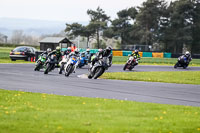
[{"left": 65, "top": 0, "right": 200, "bottom": 54}]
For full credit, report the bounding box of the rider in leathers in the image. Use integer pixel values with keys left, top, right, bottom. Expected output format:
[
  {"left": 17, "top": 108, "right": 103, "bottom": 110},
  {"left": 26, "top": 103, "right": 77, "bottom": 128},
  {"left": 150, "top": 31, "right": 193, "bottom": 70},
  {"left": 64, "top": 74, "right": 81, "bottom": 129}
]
[
  {"left": 47, "top": 46, "right": 62, "bottom": 66},
  {"left": 90, "top": 46, "right": 113, "bottom": 69},
  {"left": 66, "top": 48, "right": 80, "bottom": 72},
  {"left": 130, "top": 49, "right": 140, "bottom": 66}
]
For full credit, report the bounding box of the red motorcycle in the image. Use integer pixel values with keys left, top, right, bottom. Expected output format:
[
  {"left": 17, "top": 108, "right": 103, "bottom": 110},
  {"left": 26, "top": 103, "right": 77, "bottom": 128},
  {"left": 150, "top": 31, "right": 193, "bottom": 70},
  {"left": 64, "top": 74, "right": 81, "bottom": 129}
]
[{"left": 123, "top": 56, "right": 139, "bottom": 71}]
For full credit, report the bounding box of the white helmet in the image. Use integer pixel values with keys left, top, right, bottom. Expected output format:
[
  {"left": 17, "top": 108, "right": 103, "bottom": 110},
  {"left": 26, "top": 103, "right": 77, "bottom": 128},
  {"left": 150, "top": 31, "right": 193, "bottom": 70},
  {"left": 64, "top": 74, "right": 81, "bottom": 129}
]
[
  {"left": 47, "top": 48, "right": 52, "bottom": 53},
  {"left": 86, "top": 48, "right": 90, "bottom": 52},
  {"left": 75, "top": 48, "right": 79, "bottom": 54},
  {"left": 185, "top": 51, "right": 190, "bottom": 55}
]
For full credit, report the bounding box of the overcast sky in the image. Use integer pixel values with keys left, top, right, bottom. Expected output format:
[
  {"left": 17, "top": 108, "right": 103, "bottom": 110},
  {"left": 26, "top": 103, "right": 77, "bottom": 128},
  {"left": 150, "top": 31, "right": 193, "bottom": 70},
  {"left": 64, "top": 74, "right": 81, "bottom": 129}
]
[{"left": 0, "top": 0, "right": 173, "bottom": 22}]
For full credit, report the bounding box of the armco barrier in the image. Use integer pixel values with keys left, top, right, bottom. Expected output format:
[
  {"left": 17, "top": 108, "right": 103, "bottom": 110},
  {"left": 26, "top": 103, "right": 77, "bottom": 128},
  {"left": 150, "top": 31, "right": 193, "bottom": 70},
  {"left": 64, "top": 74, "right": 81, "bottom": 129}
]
[
  {"left": 142, "top": 52, "right": 152, "bottom": 57},
  {"left": 123, "top": 51, "right": 132, "bottom": 56},
  {"left": 113, "top": 51, "right": 123, "bottom": 56},
  {"left": 164, "top": 53, "right": 171, "bottom": 58},
  {"left": 152, "top": 52, "right": 164, "bottom": 58},
  {"left": 90, "top": 49, "right": 99, "bottom": 54}
]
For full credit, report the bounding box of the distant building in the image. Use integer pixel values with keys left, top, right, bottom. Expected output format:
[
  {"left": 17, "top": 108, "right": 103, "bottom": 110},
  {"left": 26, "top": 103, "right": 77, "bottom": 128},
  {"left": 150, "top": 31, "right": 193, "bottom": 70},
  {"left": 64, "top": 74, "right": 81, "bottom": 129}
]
[{"left": 39, "top": 37, "right": 72, "bottom": 51}]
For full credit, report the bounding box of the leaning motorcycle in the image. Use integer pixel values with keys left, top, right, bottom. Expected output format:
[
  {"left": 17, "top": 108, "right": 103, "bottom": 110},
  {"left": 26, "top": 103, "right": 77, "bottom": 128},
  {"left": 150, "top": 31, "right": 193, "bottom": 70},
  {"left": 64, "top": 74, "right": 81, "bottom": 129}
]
[
  {"left": 34, "top": 54, "right": 47, "bottom": 71},
  {"left": 59, "top": 55, "right": 68, "bottom": 74},
  {"left": 64, "top": 55, "right": 79, "bottom": 77},
  {"left": 44, "top": 54, "right": 58, "bottom": 74},
  {"left": 174, "top": 55, "right": 190, "bottom": 69},
  {"left": 78, "top": 53, "right": 88, "bottom": 68},
  {"left": 88, "top": 57, "right": 110, "bottom": 79},
  {"left": 123, "top": 56, "right": 138, "bottom": 71}
]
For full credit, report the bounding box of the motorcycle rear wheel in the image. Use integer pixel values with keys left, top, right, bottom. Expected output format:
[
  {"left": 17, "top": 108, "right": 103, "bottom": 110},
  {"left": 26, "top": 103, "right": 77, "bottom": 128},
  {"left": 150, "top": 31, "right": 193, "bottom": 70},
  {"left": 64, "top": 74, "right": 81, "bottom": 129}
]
[{"left": 59, "top": 63, "right": 64, "bottom": 74}]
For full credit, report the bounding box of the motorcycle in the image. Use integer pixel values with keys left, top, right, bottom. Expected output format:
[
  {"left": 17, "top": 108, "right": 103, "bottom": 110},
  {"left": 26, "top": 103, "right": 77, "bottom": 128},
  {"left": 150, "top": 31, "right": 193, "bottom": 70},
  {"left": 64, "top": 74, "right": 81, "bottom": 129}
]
[
  {"left": 34, "top": 54, "right": 47, "bottom": 71},
  {"left": 78, "top": 53, "right": 88, "bottom": 68},
  {"left": 44, "top": 54, "right": 58, "bottom": 74},
  {"left": 174, "top": 55, "right": 190, "bottom": 69},
  {"left": 64, "top": 55, "right": 79, "bottom": 77},
  {"left": 88, "top": 57, "right": 110, "bottom": 79},
  {"left": 59, "top": 55, "right": 68, "bottom": 74},
  {"left": 123, "top": 56, "right": 138, "bottom": 71}
]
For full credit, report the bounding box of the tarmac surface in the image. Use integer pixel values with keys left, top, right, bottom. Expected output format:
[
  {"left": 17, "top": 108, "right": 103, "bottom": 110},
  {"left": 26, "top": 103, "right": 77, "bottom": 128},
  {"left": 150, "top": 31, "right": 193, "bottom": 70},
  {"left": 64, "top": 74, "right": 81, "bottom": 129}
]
[{"left": 0, "top": 64, "right": 200, "bottom": 106}]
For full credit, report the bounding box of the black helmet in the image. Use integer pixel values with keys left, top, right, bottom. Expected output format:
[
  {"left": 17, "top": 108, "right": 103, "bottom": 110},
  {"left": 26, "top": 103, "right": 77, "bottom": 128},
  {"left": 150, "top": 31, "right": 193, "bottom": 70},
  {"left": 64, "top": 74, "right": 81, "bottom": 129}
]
[
  {"left": 134, "top": 49, "right": 139, "bottom": 54},
  {"left": 105, "top": 46, "right": 112, "bottom": 54}
]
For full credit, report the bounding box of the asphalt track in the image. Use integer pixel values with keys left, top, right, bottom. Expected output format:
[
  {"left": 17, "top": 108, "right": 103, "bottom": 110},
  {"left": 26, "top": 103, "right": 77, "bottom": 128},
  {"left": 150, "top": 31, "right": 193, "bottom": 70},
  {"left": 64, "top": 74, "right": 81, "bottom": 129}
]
[{"left": 0, "top": 64, "right": 200, "bottom": 107}]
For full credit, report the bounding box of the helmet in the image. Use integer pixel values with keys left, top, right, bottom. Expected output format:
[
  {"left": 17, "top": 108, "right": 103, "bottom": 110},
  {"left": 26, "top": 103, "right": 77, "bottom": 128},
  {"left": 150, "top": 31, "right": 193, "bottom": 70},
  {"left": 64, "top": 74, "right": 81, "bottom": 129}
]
[
  {"left": 74, "top": 48, "right": 79, "bottom": 54},
  {"left": 185, "top": 51, "right": 190, "bottom": 57},
  {"left": 47, "top": 48, "right": 52, "bottom": 53},
  {"left": 105, "top": 46, "right": 112, "bottom": 54},
  {"left": 98, "top": 48, "right": 103, "bottom": 52},
  {"left": 185, "top": 51, "right": 190, "bottom": 55},
  {"left": 56, "top": 46, "right": 61, "bottom": 51},
  {"left": 67, "top": 47, "right": 71, "bottom": 52},
  {"left": 86, "top": 48, "right": 90, "bottom": 53},
  {"left": 134, "top": 49, "right": 139, "bottom": 54}
]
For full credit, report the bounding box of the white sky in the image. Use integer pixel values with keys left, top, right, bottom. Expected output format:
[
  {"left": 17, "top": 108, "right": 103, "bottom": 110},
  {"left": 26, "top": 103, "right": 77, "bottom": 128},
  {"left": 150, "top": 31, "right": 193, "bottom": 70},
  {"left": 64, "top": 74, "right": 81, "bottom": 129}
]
[{"left": 0, "top": 0, "right": 173, "bottom": 22}]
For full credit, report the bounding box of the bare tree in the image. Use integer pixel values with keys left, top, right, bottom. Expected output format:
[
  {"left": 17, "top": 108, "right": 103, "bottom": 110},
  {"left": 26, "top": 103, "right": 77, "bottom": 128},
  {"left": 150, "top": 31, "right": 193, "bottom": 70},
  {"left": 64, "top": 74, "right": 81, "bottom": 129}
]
[{"left": 11, "top": 30, "right": 24, "bottom": 44}]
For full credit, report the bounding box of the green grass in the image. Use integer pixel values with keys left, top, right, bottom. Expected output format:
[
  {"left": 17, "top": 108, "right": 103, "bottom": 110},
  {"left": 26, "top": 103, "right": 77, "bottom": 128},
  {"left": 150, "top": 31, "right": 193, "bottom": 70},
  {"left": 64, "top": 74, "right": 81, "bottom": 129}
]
[
  {"left": 0, "top": 89, "right": 200, "bottom": 133},
  {"left": 101, "top": 71, "right": 200, "bottom": 85},
  {"left": 113, "top": 56, "right": 200, "bottom": 66}
]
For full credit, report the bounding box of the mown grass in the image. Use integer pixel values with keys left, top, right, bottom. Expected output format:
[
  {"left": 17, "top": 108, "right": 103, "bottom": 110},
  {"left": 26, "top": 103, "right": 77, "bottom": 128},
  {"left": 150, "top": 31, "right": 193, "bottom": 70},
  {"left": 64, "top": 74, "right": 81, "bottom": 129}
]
[
  {"left": 0, "top": 89, "right": 200, "bottom": 133},
  {"left": 101, "top": 71, "right": 200, "bottom": 85}
]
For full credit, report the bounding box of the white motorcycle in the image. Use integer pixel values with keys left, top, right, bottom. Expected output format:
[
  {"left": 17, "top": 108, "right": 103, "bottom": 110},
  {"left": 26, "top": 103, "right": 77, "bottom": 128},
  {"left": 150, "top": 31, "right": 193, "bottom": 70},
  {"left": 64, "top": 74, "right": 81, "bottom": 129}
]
[
  {"left": 64, "top": 55, "right": 79, "bottom": 77},
  {"left": 59, "top": 55, "right": 68, "bottom": 74}
]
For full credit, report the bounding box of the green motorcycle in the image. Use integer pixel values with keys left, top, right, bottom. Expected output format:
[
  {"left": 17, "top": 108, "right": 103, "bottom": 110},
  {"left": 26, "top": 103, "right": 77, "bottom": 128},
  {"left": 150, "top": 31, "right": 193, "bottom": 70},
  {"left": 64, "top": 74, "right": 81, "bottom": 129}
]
[{"left": 34, "top": 54, "right": 47, "bottom": 71}]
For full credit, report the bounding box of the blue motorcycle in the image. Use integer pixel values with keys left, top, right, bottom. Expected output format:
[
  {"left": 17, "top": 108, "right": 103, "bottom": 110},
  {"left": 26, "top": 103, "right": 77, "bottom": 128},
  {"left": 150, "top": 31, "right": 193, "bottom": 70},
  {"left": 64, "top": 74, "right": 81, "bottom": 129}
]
[
  {"left": 64, "top": 55, "right": 79, "bottom": 77},
  {"left": 78, "top": 53, "right": 88, "bottom": 68}
]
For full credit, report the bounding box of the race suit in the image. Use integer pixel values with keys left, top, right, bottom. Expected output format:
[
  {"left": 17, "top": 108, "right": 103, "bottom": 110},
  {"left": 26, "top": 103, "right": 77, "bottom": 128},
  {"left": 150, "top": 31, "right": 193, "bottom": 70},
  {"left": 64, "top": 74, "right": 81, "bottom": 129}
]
[{"left": 91, "top": 50, "right": 113, "bottom": 68}]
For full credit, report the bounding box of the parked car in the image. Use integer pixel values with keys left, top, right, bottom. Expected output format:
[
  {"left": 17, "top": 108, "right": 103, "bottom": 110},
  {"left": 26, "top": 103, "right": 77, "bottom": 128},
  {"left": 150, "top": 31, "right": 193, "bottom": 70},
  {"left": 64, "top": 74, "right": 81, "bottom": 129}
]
[{"left": 9, "top": 46, "right": 37, "bottom": 61}]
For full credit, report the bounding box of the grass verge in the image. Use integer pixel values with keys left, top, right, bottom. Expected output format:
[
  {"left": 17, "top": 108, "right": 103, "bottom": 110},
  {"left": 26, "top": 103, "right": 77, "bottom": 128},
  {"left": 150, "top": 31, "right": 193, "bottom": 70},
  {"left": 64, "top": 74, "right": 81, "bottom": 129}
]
[
  {"left": 113, "top": 56, "right": 200, "bottom": 66},
  {"left": 0, "top": 89, "right": 200, "bottom": 133},
  {"left": 101, "top": 71, "right": 200, "bottom": 85}
]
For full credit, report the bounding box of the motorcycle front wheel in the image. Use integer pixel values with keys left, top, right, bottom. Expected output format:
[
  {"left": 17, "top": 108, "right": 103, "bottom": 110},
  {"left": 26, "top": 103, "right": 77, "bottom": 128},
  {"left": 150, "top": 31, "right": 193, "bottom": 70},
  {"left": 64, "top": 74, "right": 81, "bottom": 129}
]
[
  {"left": 174, "top": 62, "right": 178, "bottom": 69},
  {"left": 44, "top": 64, "right": 51, "bottom": 74},
  {"left": 93, "top": 67, "right": 104, "bottom": 79},
  {"left": 123, "top": 63, "right": 128, "bottom": 71},
  {"left": 34, "top": 62, "right": 41, "bottom": 71},
  {"left": 65, "top": 64, "right": 73, "bottom": 77}
]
